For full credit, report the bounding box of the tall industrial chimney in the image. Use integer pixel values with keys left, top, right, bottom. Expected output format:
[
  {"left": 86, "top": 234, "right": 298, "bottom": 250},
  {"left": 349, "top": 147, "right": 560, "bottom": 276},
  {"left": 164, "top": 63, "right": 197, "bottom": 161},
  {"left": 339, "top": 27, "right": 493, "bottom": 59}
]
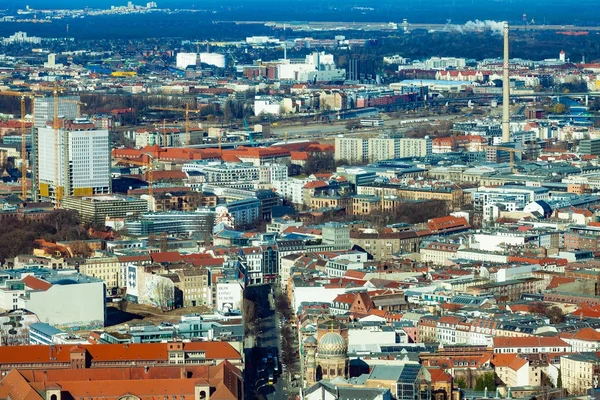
[{"left": 502, "top": 21, "right": 511, "bottom": 143}]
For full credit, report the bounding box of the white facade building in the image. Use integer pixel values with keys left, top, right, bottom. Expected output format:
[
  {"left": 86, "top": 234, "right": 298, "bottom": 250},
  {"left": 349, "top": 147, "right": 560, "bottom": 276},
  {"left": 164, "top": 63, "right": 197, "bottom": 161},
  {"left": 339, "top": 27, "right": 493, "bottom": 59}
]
[
  {"left": 176, "top": 52, "right": 197, "bottom": 69},
  {"left": 272, "top": 177, "right": 312, "bottom": 205},
  {"left": 38, "top": 123, "right": 111, "bottom": 202},
  {"left": 336, "top": 136, "right": 431, "bottom": 163},
  {"left": 215, "top": 282, "right": 244, "bottom": 312},
  {"left": 424, "top": 57, "right": 466, "bottom": 69},
  {"left": 0, "top": 270, "right": 105, "bottom": 329},
  {"left": 347, "top": 325, "right": 397, "bottom": 347},
  {"left": 277, "top": 52, "right": 345, "bottom": 82},
  {"left": 254, "top": 97, "right": 281, "bottom": 116}
]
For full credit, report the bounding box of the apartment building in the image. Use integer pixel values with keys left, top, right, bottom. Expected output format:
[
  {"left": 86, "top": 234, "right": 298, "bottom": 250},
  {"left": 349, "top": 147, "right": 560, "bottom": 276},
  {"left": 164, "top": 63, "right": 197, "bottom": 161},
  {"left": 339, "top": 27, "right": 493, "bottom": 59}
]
[
  {"left": 78, "top": 254, "right": 120, "bottom": 293},
  {"left": 62, "top": 195, "right": 148, "bottom": 225},
  {"left": 561, "top": 353, "right": 600, "bottom": 395},
  {"left": 357, "top": 183, "right": 467, "bottom": 209},
  {"left": 335, "top": 136, "right": 432, "bottom": 163}
]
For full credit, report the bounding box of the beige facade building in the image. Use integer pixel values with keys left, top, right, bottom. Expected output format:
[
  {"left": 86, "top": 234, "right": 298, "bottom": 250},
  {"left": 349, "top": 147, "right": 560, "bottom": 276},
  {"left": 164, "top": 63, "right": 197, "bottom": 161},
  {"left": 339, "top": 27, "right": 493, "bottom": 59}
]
[
  {"left": 357, "top": 184, "right": 469, "bottom": 210},
  {"left": 350, "top": 229, "right": 421, "bottom": 261},
  {"left": 79, "top": 255, "right": 120, "bottom": 293},
  {"left": 420, "top": 242, "right": 460, "bottom": 266},
  {"left": 175, "top": 267, "right": 211, "bottom": 307},
  {"left": 334, "top": 137, "right": 367, "bottom": 163},
  {"left": 561, "top": 354, "right": 600, "bottom": 395}
]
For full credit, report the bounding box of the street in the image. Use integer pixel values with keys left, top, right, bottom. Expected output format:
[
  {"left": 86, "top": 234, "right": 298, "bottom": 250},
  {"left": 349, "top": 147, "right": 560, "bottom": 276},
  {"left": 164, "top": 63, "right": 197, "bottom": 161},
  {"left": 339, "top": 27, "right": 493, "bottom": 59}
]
[{"left": 244, "top": 284, "right": 289, "bottom": 400}]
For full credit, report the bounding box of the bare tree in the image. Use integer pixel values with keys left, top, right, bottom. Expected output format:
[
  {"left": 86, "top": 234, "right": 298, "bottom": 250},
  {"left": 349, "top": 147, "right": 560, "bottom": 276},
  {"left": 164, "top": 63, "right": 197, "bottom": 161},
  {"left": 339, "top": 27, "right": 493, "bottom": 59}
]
[{"left": 153, "top": 279, "right": 174, "bottom": 311}]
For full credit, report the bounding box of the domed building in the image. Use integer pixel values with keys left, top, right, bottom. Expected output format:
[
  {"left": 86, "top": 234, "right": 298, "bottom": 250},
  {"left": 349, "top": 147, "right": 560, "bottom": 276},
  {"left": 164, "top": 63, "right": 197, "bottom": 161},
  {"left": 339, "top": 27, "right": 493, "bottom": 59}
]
[{"left": 305, "top": 331, "right": 349, "bottom": 386}]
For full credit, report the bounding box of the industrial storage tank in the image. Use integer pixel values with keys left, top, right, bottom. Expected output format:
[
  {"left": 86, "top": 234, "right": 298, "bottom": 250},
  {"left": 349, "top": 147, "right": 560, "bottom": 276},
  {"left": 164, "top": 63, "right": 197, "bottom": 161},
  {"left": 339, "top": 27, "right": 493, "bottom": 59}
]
[{"left": 199, "top": 52, "right": 226, "bottom": 68}]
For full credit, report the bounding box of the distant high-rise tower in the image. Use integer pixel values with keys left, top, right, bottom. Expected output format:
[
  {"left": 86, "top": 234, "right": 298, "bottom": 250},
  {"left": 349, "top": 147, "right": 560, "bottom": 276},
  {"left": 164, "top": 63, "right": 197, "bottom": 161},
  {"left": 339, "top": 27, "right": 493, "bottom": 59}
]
[
  {"left": 502, "top": 22, "right": 511, "bottom": 144},
  {"left": 559, "top": 50, "right": 566, "bottom": 63},
  {"left": 37, "top": 120, "right": 111, "bottom": 204},
  {"left": 33, "top": 96, "right": 80, "bottom": 128}
]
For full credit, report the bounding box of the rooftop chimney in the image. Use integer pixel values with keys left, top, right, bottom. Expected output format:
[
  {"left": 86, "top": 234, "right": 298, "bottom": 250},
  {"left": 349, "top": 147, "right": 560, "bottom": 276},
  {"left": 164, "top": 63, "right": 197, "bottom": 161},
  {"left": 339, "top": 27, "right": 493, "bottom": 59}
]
[{"left": 502, "top": 21, "right": 511, "bottom": 143}]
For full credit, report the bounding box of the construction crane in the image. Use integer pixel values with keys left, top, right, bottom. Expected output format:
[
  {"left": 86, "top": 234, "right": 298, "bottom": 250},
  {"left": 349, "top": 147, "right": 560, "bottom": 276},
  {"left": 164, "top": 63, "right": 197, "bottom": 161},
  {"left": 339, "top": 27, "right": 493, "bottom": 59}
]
[
  {"left": 150, "top": 105, "right": 200, "bottom": 147},
  {"left": 150, "top": 120, "right": 168, "bottom": 148},
  {"left": 114, "top": 154, "right": 155, "bottom": 210},
  {"left": 487, "top": 146, "right": 523, "bottom": 173},
  {"left": 0, "top": 90, "right": 34, "bottom": 200},
  {"left": 60, "top": 99, "right": 86, "bottom": 117}
]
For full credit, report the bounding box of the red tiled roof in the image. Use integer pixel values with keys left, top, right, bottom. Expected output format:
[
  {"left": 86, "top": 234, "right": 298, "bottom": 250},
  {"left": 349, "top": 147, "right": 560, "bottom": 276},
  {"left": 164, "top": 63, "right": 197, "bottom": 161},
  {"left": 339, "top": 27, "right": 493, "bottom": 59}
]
[
  {"left": 21, "top": 276, "right": 52, "bottom": 291},
  {"left": 332, "top": 293, "right": 355, "bottom": 305},
  {"left": 290, "top": 151, "right": 309, "bottom": 161},
  {"left": 304, "top": 181, "right": 328, "bottom": 189},
  {"left": 493, "top": 336, "right": 570, "bottom": 349},
  {"left": 306, "top": 144, "right": 334, "bottom": 153},
  {"left": 508, "top": 304, "right": 531, "bottom": 313},
  {"left": 425, "top": 355, "right": 491, "bottom": 369},
  {"left": 117, "top": 255, "right": 152, "bottom": 263},
  {"left": 0, "top": 120, "right": 33, "bottom": 129},
  {"left": 151, "top": 252, "right": 183, "bottom": 264},
  {"left": 223, "top": 147, "right": 290, "bottom": 159},
  {"left": 572, "top": 305, "right": 600, "bottom": 319},
  {"left": 438, "top": 316, "right": 463, "bottom": 324},
  {"left": 427, "top": 216, "right": 469, "bottom": 232},
  {"left": 0, "top": 342, "right": 241, "bottom": 366},
  {"left": 426, "top": 367, "right": 452, "bottom": 383},
  {"left": 150, "top": 170, "right": 187, "bottom": 181},
  {"left": 548, "top": 276, "right": 576, "bottom": 289},
  {"left": 221, "top": 154, "right": 241, "bottom": 163},
  {"left": 560, "top": 327, "right": 600, "bottom": 342},
  {"left": 492, "top": 354, "right": 528, "bottom": 370},
  {"left": 0, "top": 361, "right": 242, "bottom": 400},
  {"left": 0, "top": 370, "right": 42, "bottom": 400}
]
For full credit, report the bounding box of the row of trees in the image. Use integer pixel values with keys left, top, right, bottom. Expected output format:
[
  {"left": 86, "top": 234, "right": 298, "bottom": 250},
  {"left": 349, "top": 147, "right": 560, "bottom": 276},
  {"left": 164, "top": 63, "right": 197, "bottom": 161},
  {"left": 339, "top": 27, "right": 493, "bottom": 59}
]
[
  {"left": 306, "top": 199, "right": 450, "bottom": 227},
  {"left": 274, "top": 291, "right": 299, "bottom": 376},
  {"left": 242, "top": 298, "right": 257, "bottom": 336}
]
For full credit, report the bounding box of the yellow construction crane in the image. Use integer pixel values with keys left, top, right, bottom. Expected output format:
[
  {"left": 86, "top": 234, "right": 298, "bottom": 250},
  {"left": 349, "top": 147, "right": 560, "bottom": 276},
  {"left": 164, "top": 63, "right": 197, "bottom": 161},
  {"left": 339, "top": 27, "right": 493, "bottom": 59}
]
[
  {"left": 60, "top": 99, "right": 86, "bottom": 116},
  {"left": 0, "top": 90, "right": 35, "bottom": 200},
  {"left": 149, "top": 105, "right": 201, "bottom": 147}
]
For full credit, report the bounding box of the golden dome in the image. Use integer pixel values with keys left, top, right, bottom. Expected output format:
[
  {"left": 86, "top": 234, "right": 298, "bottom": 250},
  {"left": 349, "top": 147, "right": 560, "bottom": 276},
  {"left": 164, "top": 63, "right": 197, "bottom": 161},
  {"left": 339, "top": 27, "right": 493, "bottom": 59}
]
[{"left": 317, "top": 332, "right": 347, "bottom": 357}]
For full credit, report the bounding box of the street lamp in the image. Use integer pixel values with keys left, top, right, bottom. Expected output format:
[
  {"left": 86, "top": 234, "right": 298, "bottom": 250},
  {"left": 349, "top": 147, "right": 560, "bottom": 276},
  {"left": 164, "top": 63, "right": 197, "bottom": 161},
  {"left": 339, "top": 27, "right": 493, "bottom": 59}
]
[
  {"left": 255, "top": 377, "right": 267, "bottom": 387},
  {"left": 256, "top": 382, "right": 271, "bottom": 393}
]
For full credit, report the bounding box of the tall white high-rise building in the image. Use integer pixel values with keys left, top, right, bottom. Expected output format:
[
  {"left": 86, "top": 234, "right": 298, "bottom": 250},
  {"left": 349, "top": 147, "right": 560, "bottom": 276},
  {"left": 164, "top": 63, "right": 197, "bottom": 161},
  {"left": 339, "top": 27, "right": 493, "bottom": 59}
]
[
  {"left": 33, "top": 96, "right": 80, "bottom": 128},
  {"left": 38, "top": 120, "right": 111, "bottom": 203}
]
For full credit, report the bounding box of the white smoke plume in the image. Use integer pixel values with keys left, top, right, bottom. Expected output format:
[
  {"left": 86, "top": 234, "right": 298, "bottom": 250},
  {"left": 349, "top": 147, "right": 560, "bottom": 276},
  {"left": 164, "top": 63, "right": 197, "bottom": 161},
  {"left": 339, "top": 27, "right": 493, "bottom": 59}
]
[{"left": 462, "top": 20, "right": 504, "bottom": 35}]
